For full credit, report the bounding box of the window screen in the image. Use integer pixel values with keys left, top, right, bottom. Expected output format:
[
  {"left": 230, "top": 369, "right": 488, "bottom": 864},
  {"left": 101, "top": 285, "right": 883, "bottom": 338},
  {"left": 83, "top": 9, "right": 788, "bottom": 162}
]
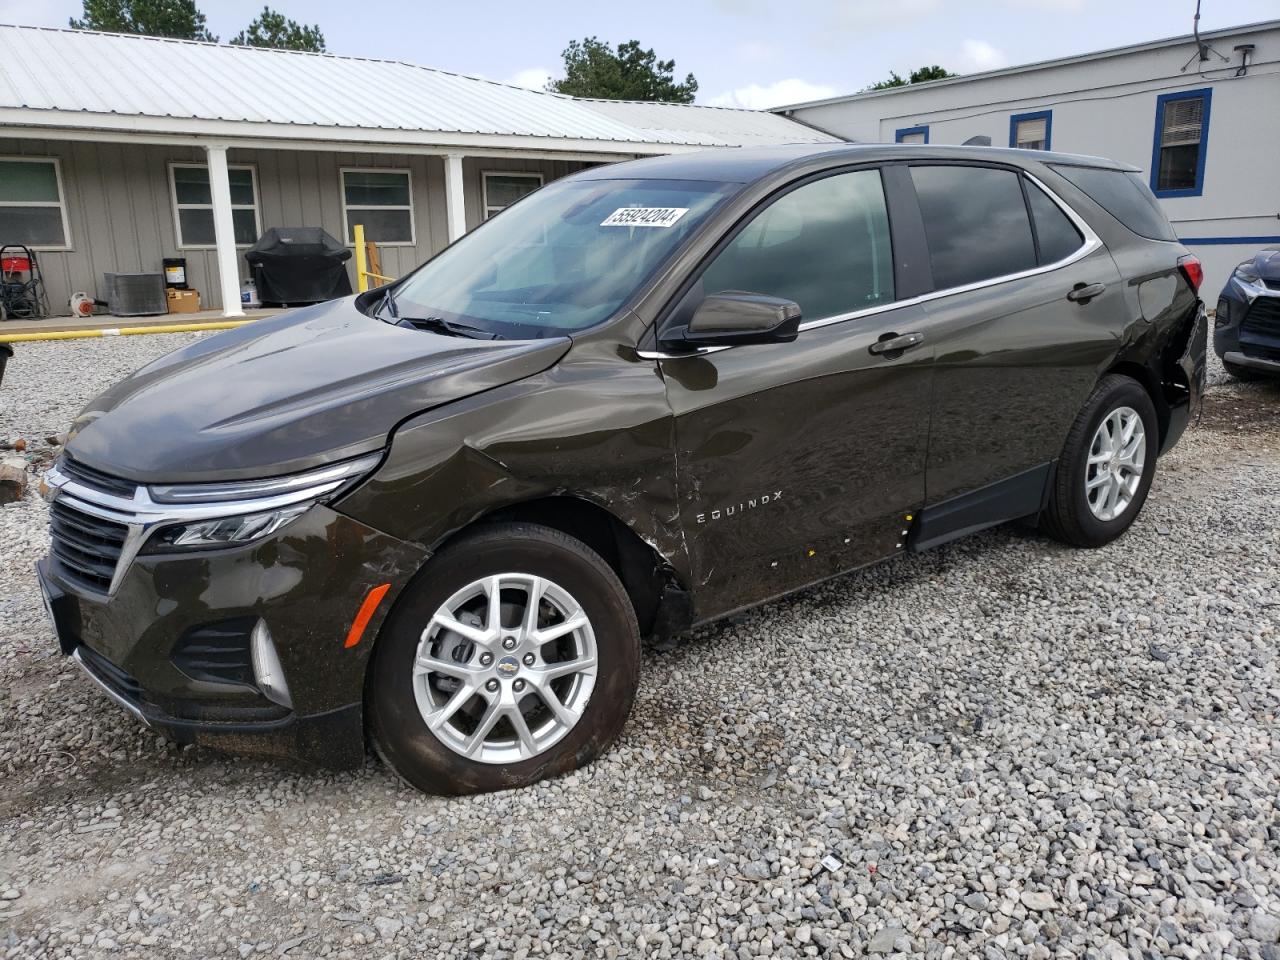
[
  {"left": 170, "top": 165, "right": 259, "bottom": 247},
  {"left": 1025, "top": 180, "right": 1083, "bottom": 264},
  {"left": 1013, "top": 116, "right": 1049, "bottom": 150},
  {"left": 1156, "top": 95, "right": 1205, "bottom": 192},
  {"left": 911, "top": 165, "right": 1037, "bottom": 289},
  {"left": 342, "top": 170, "right": 414, "bottom": 243},
  {"left": 0, "top": 158, "right": 68, "bottom": 247},
  {"left": 1050, "top": 164, "right": 1177, "bottom": 241},
  {"left": 698, "top": 169, "right": 894, "bottom": 322}
]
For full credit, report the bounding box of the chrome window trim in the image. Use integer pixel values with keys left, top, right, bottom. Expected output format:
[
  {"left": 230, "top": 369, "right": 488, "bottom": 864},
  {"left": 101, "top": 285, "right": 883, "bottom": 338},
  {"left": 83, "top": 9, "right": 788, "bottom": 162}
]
[
  {"left": 798, "top": 172, "right": 1100, "bottom": 333},
  {"left": 636, "top": 345, "right": 732, "bottom": 361},
  {"left": 642, "top": 170, "right": 1100, "bottom": 359}
]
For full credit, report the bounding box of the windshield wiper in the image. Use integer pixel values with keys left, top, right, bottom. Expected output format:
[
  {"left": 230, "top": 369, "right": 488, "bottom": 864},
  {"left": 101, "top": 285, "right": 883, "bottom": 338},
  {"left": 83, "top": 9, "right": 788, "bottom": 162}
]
[
  {"left": 398, "top": 315, "right": 501, "bottom": 340},
  {"left": 376, "top": 286, "right": 400, "bottom": 323}
]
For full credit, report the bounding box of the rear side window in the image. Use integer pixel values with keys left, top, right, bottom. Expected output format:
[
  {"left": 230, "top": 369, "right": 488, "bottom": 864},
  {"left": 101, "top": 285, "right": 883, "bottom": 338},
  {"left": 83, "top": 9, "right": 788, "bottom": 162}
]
[
  {"left": 1049, "top": 165, "right": 1177, "bottom": 241},
  {"left": 910, "top": 165, "right": 1037, "bottom": 289},
  {"left": 699, "top": 168, "right": 894, "bottom": 321},
  {"left": 1025, "top": 181, "right": 1084, "bottom": 264}
]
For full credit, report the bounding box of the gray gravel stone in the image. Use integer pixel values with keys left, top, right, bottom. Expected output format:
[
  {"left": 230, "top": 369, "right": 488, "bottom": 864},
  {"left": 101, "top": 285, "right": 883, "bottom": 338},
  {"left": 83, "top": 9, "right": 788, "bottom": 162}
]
[{"left": 1, "top": 340, "right": 1278, "bottom": 960}]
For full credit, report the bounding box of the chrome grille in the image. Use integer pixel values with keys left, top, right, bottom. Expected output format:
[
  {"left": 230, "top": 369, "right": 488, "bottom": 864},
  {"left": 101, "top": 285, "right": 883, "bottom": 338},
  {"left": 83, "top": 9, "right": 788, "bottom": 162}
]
[
  {"left": 58, "top": 456, "right": 138, "bottom": 498},
  {"left": 49, "top": 499, "right": 129, "bottom": 593}
]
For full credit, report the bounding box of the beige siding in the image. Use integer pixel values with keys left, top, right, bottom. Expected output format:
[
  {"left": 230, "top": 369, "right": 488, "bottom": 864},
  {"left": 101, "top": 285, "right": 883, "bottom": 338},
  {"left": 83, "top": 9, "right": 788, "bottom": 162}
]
[{"left": 0, "top": 138, "right": 593, "bottom": 315}]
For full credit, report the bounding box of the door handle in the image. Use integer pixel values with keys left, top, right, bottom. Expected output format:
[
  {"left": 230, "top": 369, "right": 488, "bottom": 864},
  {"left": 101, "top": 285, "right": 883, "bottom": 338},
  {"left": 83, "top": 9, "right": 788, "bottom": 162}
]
[
  {"left": 1067, "top": 282, "right": 1106, "bottom": 304},
  {"left": 868, "top": 331, "right": 924, "bottom": 356}
]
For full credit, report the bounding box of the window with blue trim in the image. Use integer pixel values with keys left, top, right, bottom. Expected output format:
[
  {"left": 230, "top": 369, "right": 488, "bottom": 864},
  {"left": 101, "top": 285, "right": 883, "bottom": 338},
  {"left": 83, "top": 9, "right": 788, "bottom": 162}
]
[
  {"left": 1151, "top": 88, "right": 1211, "bottom": 197},
  {"left": 1009, "top": 110, "right": 1052, "bottom": 150},
  {"left": 895, "top": 125, "right": 928, "bottom": 144}
]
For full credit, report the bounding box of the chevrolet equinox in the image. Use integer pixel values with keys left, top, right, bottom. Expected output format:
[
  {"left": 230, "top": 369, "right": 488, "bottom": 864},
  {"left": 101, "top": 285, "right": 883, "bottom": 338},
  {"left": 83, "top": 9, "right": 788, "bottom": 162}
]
[{"left": 38, "top": 145, "right": 1207, "bottom": 794}]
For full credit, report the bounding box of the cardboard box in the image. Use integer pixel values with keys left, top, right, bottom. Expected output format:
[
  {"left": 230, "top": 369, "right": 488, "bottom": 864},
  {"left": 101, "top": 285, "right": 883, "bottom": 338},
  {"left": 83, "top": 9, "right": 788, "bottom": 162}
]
[{"left": 166, "top": 288, "right": 200, "bottom": 314}]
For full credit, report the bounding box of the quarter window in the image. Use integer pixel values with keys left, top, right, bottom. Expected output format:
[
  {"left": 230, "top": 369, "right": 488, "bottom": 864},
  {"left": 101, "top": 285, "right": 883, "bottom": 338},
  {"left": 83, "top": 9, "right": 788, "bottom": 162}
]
[
  {"left": 341, "top": 169, "right": 414, "bottom": 244},
  {"left": 170, "top": 163, "right": 260, "bottom": 248},
  {"left": 0, "top": 157, "right": 70, "bottom": 248},
  {"left": 1152, "top": 89, "right": 1211, "bottom": 196},
  {"left": 1024, "top": 180, "right": 1083, "bottom": 264},
  {"left": 1010, "top": 111, "right": 1051, "bottom": 151},
  {"left": 698, "top": 169, "right": 894, "bottom": 322},
  {"left": 911, "top": 165, "right": 1037, "bottom": 289},
  {"left": 483, "top": 172, "right": 543, "bottom": 219}
]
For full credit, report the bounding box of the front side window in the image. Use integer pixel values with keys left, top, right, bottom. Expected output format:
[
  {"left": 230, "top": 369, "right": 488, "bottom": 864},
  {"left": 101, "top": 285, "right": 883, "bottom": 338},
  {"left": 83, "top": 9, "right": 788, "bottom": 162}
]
[
  {"left": 1010, "top": 111, "right": 1051, "bottom": 150},
  {"left": 1152, "top": 89, "right": 1211, "bottom": 196},
  {"left": 387, "top": 177, "right": 735, "bottom": 338},
  {"left": 697, "top": 169, "right": 894, "bottom": 322},
  {"left": 170, "top": 163, "right": 260, "bottom": 248},
  {"left": 911, "top": 165, "right": 1037, "bottom": 289},
  {"left": 342, "top": 169, "right": 414, "bottom": 244},
  {"left": 0, "top": 157, "right": 70, "bottom": 248},
  {"left": 483, "top": 172, "right": 543, "bottom": 219}
]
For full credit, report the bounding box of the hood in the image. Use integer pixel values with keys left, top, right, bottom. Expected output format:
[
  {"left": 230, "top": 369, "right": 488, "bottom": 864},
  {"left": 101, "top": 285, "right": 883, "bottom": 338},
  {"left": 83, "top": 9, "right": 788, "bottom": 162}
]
[
  {"left": 1240, "top": 247, "right": 1280, "bottom": 282},
  {"left": 66, "top": 297, "right": 570, "bottom": 483}
]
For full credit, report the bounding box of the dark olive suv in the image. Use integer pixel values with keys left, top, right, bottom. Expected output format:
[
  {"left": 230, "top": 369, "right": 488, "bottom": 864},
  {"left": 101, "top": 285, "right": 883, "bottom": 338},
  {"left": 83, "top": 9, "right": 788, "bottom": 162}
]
[{"left": 38, "top": 145, "right": 1206, "bottom": 794}]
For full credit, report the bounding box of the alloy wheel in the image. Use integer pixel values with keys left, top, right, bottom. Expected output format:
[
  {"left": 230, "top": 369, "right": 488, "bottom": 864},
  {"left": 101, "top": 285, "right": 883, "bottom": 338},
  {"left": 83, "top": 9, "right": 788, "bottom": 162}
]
[
  {"left": 412, "top": 573, "right": 597, "bottom": 764},
  {"left": 1085, "top": 405, "right": 1146, "bottom": 522}
]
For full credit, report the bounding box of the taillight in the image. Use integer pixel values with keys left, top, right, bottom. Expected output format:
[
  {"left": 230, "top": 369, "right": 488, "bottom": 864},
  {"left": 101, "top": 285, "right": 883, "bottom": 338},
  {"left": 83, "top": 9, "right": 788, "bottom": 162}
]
[{"left": 1178, "top": 254, "right": 1204, "bottom": 293}]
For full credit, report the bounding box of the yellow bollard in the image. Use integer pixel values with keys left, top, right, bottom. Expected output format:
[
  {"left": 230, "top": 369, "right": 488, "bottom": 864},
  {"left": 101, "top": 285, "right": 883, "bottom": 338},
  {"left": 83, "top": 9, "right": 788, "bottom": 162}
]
[{"left": 354, "top": 223, "right": 369, "bottom": 293}]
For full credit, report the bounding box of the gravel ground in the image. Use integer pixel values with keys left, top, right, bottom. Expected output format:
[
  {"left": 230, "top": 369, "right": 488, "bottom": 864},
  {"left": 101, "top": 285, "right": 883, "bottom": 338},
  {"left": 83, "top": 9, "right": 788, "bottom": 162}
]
[{"left": 1, "top": 334, "right": 1278, "bottom": 960}]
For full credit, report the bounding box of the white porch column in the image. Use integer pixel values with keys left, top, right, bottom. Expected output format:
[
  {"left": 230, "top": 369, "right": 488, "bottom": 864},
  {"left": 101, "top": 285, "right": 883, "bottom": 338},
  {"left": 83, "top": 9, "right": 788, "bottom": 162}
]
[
  {"left": 444, "top": 152, "right": 467, "bottom": 243},
  {"left": 204, "top": 144, "right": 244, "bottom": 318}
]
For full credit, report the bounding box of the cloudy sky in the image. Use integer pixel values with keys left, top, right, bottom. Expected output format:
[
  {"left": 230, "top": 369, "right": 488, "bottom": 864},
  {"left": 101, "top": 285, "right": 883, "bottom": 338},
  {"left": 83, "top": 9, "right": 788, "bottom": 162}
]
[{"left": 5, "top": 0, "right": 1276, "bottom": 107}]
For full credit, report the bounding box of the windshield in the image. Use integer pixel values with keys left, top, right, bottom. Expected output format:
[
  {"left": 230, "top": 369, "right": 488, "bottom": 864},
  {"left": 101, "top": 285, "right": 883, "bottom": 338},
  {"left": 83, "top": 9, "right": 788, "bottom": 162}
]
[{"left": 385, "top": 177, "right": 737, "bottom": 339}]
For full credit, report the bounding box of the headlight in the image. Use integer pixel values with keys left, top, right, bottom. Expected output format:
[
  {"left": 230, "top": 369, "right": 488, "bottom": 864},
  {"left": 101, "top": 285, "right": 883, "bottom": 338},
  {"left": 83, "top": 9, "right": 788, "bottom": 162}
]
[
  {"left": 147, "top": 503, "right": 311, "bottom": 550},
  {"left": 139, "top": 452, "right": 382, "bottom": 553},
  {"left": 1234, "top": 262, "right": 1261, "bottom": 284}
]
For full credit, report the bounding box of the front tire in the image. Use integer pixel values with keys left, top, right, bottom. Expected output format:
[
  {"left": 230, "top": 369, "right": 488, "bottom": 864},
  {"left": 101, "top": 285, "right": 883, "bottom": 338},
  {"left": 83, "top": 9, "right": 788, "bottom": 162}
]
[
  {"left": 368, "top": 522, "right": 640, "bottom": 795},
  {"left": 1042, "top": 375, "right": 1158, "bottom": 548}
]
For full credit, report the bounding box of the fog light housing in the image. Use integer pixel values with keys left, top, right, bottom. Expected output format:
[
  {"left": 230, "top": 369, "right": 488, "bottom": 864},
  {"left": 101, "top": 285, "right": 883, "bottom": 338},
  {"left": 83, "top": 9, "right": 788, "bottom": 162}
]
[{"left": 250, "top": 620, "right": 293, "bottom": 709}]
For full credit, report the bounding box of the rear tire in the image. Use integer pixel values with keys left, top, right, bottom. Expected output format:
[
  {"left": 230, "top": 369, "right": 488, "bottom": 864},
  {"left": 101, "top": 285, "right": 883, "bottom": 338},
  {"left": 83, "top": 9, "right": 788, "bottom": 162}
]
[
  {"left": 367, "top": 522, "right": 640, "bottom": 795},
  {"left": 1042, "top": 375, "right": 1158, "bottom": 548}
]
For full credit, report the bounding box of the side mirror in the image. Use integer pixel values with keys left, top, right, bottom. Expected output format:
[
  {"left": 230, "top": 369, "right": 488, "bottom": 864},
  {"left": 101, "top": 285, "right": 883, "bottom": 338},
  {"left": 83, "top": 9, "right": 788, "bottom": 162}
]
[{"left": 669, "top": 292, "right": 802, "bottom": 349}]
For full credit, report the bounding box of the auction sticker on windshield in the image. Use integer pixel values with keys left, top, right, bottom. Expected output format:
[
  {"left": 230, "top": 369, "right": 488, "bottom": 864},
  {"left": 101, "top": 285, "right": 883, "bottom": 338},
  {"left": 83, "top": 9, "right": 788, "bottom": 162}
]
[{"left": 600, "top": 207, "right": 689, "bottom": 228}]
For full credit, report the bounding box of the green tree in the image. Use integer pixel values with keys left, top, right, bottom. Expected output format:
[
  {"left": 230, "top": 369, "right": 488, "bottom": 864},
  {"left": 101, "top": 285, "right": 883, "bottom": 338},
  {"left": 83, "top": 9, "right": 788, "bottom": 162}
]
[
  {"left": 69, "top": 0, "right": 216, "bottom": 41},
  {"left": 231, "top": 6, "right": 325, "bottom": 52},
  {"left": 866, "top": 64, "right": 956, "bottom": 92},
  {"left": 547, "top": 37, "right": 697, "bottom": 103}
]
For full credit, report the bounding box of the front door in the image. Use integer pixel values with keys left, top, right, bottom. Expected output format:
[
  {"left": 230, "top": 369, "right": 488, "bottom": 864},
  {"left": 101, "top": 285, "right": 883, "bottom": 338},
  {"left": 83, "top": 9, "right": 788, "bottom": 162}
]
[{"left": 656, "top": 167, "right": 934, "bottom": 620}]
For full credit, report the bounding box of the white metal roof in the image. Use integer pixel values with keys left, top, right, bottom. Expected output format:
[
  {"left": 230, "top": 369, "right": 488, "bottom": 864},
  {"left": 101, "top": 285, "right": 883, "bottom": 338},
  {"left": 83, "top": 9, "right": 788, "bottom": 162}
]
[
  {"left": 578, "top": 99, "right": 839, "bottom": 147},
  {"left": 0, "top": 24, "right": 830, "bottom": 151},
  {"left": 773, "top": 18, "right": 1280, "bottom": 112}
]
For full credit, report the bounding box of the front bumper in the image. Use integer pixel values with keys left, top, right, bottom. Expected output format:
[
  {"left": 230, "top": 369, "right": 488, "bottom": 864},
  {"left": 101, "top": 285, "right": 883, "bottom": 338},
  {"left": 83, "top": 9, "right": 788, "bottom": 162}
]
[
  {"left": 39, "top": 505, "right": 427, "bottom": 768},
  {"left": 1214, "top": 280, "right": 1280, "bottom": 370}
]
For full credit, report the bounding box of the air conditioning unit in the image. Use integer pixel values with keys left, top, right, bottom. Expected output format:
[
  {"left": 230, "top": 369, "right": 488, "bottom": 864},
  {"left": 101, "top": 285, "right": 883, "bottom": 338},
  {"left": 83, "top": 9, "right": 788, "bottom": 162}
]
[{"left": 103, "top": 272, "right": 168, "bottom": 316}]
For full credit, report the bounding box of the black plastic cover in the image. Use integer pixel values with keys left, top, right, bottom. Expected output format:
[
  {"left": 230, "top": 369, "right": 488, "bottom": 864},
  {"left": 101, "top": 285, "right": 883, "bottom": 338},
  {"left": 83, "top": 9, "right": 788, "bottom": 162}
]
[{"left": 245, "top": 227, "right": 353, "bottom": 305}]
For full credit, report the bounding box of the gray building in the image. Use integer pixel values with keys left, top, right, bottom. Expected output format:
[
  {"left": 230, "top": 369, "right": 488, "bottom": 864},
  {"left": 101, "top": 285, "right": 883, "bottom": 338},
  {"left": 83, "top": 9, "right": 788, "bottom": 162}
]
[
  {"left": 776, "top": 19, "right": 1280, "bottom": 297},
  {"left": 0, "top": 25, "right": 835, "bottom": 316}
]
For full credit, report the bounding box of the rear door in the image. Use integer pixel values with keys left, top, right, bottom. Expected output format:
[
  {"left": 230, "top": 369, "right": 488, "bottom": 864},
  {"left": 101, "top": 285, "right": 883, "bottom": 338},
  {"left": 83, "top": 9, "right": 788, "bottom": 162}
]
[
  {"left": 908, "top": 162, "right": 1123, "bottom": 507},
  {"left": 656, "top": 165, "right": 934, "bottom": 619}
]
